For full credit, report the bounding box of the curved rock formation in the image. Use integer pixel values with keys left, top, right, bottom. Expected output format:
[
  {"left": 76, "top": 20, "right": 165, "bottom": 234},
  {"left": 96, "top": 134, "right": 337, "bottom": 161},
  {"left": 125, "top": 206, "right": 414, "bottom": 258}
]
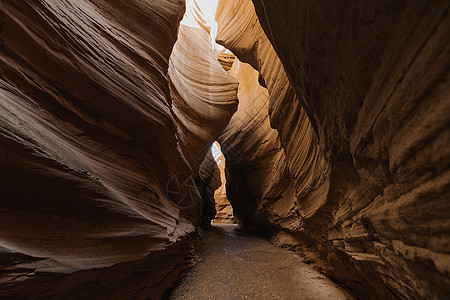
[
  {"left": 217, "top": 0, "right": 329, "bottom": 223},
  {"left": 168, "top": 24, "right": 238, "bottom": 172},
  {"left": 217, "top": 58, "right": 292, "bottom": 232},
  {"left": 216, "top": 0, "right": 450, "bottom": 298},
  {"left": 0, "top": 0, "right": 236, "bottom": 297}
]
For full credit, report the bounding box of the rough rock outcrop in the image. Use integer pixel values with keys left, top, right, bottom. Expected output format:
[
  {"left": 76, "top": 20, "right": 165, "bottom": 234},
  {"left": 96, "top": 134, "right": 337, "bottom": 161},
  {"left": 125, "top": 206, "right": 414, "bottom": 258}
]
[
  {"left": 217, "top": 49, "right": 235, "bottom": 72},
  {"left": 217, "top": 0, "right": 450, "bottom": 299},
  {"left": 0, "top": 0, "right": 236, "bottom": 297}
]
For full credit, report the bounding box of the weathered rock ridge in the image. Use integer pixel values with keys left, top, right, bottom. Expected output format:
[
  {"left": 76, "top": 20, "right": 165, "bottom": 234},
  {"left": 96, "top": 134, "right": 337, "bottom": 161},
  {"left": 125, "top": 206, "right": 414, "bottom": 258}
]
[
  {"left": 0, "top": 0, "right": 236, "bottom": 298},
  {"left": 216, "top": 0, "right": 450, "bottom": 299}
]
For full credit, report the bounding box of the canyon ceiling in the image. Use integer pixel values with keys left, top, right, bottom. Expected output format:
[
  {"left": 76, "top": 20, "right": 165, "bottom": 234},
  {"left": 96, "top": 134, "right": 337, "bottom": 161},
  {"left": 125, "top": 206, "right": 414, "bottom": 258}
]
[{"left": 0, "top": 0, "right": 449, "bottom": 299}]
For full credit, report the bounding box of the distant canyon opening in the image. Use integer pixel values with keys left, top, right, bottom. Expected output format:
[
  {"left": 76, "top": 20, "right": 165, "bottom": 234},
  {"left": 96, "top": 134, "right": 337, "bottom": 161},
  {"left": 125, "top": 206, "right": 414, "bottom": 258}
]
[{"left": 211, "top": 142, "right": 236, "bottom": 225}]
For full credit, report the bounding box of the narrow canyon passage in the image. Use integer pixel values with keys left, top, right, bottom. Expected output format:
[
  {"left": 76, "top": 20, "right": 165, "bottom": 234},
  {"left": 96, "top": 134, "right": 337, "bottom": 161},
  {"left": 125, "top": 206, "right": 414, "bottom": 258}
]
[
  {"left": 0, "top": 0, "right": 449, "bottom": 299},
  {"left": 170, "top": 225, "right": 351, "bottom": 300}
]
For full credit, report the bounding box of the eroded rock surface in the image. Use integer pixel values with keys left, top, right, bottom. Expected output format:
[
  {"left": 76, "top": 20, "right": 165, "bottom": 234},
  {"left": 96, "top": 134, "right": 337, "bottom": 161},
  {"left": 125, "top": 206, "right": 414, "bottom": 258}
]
[
  {"left": 169, "top": 23, "right": 238, "bottom": 172},
  {"left": 217, "top": 0, "right": 328, "bottom": 229},
  {"left": 217, "top": 58, "right": 293, "bottom": 232},
  {"left": 216, "top": 0, "right": 450, "bottom": 298}
]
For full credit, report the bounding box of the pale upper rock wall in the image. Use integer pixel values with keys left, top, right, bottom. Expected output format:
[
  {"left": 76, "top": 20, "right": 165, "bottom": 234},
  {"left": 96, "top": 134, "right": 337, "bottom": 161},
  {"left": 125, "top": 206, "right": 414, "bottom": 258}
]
[
  {"left": 217, "top": 0, "right": 450, "bottom": 298},
  {"left": 168, "top": 24, "right": 238, "bottom": 172},
  {"left": 167, "top": 2, "right": 238, "bottom": 229},
  {"left": 0, "top": 0, "right": 236, "bottom": 298}
]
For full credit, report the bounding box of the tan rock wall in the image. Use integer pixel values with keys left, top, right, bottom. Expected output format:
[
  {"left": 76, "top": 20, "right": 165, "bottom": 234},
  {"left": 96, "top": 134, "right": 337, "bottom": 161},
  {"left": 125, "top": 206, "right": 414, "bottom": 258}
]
[
  {"left": 1, "top": 0, "right": 448, "bottom": 298},
  {"left": 217, "top": 0, "right": 329, "bottom": 225},
  {"left": 216, "top": 57, "right": 294, "bottom": 231}
]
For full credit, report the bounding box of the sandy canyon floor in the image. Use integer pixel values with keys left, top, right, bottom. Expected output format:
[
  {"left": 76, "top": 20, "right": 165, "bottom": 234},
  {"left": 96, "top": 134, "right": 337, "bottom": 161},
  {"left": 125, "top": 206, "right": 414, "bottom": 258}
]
[{"left": 170, "top": 224, "right": 352, "bottom": 300}]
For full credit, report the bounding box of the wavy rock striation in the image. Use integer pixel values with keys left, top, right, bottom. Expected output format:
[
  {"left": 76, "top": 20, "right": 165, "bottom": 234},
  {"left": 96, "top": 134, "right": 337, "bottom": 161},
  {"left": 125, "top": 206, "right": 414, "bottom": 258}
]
[
  {"left": 1, "top": 0, "right": 448, "bottom": 298},
  {"left": 0, "top": 0, "right": 236, "bottom": 298},
  {"left": 217, "top": 0, "right": 450, "bottom": 298},
  {"left": 217, "top": 0, "right": 328, "bottom": 228},
  {"left": 168, "top": 24, "right": 238, "bottom": 172}
]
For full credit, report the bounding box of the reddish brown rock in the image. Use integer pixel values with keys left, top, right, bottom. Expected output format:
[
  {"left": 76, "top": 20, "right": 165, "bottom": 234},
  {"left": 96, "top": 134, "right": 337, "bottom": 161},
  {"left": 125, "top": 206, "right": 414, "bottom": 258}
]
[
  {"left": 216, "top": 0, "right": 328, "bottom": 227},
  {"left": 169, "top": 23, "right": 238, "bottom": 172},
  {"left": 196, "top": 150, "right": 222, "bottom": 228}
]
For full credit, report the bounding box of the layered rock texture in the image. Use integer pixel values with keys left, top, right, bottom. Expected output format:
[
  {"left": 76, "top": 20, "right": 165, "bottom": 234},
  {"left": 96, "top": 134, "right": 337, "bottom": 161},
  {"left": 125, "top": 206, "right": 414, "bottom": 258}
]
[
  {"left": 216, "top": 0, "right": 450, "bottom": 299},
  {"left": 0, "top": 0, "right": 236, "bottom": 298},
  {"left": 169, "top": 23, "right": 238, "bottom": 171}
]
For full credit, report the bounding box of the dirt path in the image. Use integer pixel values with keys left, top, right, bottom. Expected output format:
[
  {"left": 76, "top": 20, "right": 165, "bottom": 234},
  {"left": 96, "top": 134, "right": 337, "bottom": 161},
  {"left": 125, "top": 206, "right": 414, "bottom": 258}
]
[{"left": 170, "top": 224, "right": 352, "bottom": 300}]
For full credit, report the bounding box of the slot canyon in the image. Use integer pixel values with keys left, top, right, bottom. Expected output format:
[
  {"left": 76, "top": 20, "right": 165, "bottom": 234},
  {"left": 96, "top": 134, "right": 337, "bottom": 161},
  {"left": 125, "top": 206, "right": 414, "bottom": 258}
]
[{"left": 0, "top": 0, "right": 449, "bottom": 299}]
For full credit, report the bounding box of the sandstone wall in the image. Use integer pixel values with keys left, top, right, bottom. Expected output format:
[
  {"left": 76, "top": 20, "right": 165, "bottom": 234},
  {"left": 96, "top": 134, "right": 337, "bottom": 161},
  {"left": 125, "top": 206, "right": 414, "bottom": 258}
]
[
  {"left": 0, "top": 0, "right": 236, "bottom": 297},
  {"left": 217, "top": 0, "right": 450, "bottom": 298},
  {"left": 217, "top": 0, "right": 329, "bottom": 227},
  {"left": 217, "top": 57, "right": 294, "bottom": 232},
  {"left": 169, "top": 24, "right": 238, "bottom": 172},
  {"left": 1, "top": 0, "right": 448, "bottom": 298}
]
